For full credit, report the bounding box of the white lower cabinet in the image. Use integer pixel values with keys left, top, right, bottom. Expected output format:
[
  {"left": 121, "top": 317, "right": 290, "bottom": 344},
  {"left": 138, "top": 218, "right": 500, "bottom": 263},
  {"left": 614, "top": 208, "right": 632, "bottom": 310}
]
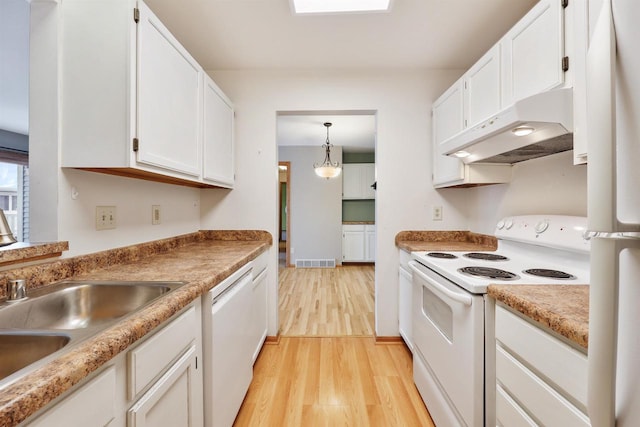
[
  {"left": 251, "top": 251, "right": 269, "bottom": 363},
  {"left": 494, "top": 304, "right": 590, "bottom": 427},
  {"left": 398, "top": 250, "right": 413, "bottom": 351},
  {"left": 128, "top": 345, "right": 200, "bottom": 427},
  {"left": 25, "top": 302, "right": 203, "bottom": 427},
  {"left": 342, "top": 224, "right": 376, "bottom": 262}
]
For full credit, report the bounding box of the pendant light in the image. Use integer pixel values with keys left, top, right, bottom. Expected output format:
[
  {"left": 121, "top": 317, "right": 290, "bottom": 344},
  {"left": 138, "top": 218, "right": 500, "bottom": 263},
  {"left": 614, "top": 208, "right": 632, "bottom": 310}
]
[{"left": 313, "top": 122, "right": 342, "bottom": 179}]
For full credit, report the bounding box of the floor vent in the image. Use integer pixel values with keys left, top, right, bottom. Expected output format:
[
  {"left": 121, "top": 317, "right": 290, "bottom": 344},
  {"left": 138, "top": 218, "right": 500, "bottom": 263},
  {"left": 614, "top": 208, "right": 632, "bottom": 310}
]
[{"left": 295, "top": 259, "right": 336, "bottom": 268}]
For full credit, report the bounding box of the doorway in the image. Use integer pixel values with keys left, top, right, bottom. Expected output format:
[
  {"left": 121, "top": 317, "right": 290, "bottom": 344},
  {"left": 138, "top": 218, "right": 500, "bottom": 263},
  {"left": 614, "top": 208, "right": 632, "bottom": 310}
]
[{"left": 276, "top": 110, "right": 377, "bottom": 337}]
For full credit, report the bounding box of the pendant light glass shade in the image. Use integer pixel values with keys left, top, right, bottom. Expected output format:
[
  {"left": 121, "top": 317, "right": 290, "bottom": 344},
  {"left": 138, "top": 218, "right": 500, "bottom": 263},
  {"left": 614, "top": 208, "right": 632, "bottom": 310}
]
[{"left": 314, "top": 122, "right": 341, "bottom": 179}]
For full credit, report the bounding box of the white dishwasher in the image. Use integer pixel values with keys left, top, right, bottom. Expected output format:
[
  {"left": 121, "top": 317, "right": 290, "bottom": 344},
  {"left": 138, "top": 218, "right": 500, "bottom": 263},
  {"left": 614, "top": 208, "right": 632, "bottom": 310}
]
[{"left": 203, "top": 263, "right": 253, "bottom": 427}]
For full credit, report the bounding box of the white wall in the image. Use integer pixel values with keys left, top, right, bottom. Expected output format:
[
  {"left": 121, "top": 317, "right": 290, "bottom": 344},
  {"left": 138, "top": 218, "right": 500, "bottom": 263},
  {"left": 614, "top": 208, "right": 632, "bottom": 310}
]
[
  {"left": 278, "top": 146, "right": 343, "bottom": 264},
  {"left": 201, "top": 69, "right": 468, "bottom": 337},
  {"left": 58, "top": 170, "right": 201, "bottom": 257},
  {"left": 467, "top": 150, "right": 588, "bottom": 234}
]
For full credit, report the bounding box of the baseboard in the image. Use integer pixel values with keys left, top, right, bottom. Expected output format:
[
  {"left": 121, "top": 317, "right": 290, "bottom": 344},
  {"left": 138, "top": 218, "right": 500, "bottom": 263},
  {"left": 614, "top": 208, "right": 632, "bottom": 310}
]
[
  {"left": 374, "top": 335, "right": 404, "bottom": 344},
  {"left": 265, "top": 335, "right": 281, "bottom": 345}
]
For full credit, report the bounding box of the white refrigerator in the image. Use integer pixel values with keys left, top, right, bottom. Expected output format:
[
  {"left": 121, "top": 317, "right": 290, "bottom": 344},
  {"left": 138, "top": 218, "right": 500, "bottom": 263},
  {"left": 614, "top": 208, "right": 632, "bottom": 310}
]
[{"left": 586, "top": 0, "right": 640, "bottom": 426}]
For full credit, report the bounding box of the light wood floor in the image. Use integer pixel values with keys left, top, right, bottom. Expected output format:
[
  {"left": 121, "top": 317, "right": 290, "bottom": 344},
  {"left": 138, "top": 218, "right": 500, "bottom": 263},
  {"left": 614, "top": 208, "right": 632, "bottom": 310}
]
[
  {"left": 234, "top": 337, "right": 435, "bottom": 427},
  {"left": 278, "top": 266, "right": 375, "bottom": 336}
]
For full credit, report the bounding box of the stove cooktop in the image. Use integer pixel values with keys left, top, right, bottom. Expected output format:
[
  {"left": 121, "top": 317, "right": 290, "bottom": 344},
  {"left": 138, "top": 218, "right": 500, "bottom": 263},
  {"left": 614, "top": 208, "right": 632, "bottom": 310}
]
[{"left": 413, "top": 244, "right": 589, "bottom": 294}]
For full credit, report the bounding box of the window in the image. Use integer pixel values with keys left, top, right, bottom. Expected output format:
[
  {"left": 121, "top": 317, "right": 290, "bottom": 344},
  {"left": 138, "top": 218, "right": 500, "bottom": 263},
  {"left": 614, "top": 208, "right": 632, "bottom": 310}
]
[{"left": 0, "top": 162, "right": 29, "bottom": 242}]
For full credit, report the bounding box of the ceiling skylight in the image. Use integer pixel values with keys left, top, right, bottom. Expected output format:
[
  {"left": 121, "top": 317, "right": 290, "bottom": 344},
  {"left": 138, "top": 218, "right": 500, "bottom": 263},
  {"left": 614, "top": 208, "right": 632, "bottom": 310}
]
[{"left": 291, "top": 0, "right": 392, "bottom": 14}]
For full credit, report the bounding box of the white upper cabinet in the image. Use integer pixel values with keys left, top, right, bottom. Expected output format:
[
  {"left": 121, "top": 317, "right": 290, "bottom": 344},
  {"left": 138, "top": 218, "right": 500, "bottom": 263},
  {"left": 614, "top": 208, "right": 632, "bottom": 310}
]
[
  {"left": 501, "top": 0, "right": 565, "bottom": 107},
  {"left": 465, "top": 45, "right": 502, "bottom": 127},
  {"left": 432, "top": 79, "right": 465, "bottom": 186},
  {"left": 432, "top": 76, "right": 510, "bottom": 188},
  {"left": 203, "top": 75, "right": 235, "bottom": 187},
  {"left": 60, "top": 0, "right": 234, "bottom": 188},
  {"left": 342, "top": 164, "right": 375, "bottom": 199},
  {"left": 431, "top": 0, "right": 576, "bottom": 187},
  {"left": 136, "top": 1, "right": 202, "bottom": 177}
]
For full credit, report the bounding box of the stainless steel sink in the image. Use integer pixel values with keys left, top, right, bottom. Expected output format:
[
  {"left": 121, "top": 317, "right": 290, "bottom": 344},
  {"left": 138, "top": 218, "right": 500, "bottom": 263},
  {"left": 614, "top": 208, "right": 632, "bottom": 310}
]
[
  {"left": 0, "top": 281, "right": 184, "bottom": 330},
  {"left": 0, "top": 280, "right": 185, "bottom": 386},
  {"left": 0, "top": 332, "right": 70, "bottom": 381}
]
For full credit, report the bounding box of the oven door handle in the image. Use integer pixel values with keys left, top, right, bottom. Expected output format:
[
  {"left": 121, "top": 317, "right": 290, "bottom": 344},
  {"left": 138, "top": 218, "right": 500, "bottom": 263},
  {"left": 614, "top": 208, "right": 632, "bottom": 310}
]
[{"left": 408, "top": 261, "right": 473, "bottom": 307}]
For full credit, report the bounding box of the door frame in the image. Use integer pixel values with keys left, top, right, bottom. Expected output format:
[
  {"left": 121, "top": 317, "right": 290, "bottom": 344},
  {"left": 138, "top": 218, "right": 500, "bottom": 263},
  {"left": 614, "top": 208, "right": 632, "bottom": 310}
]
[{"left": 278, "top": 161, "right": 291, "bottom": 267}]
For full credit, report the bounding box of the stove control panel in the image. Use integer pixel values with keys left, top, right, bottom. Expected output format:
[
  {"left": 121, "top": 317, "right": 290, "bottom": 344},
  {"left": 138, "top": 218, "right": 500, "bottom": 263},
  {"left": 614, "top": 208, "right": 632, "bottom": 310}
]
[
  {"left": 495, "top": 215, "right": 590, "bottom": 253},
  {"left": 534, "top": 219, "right": 549, "bottom": 234}
]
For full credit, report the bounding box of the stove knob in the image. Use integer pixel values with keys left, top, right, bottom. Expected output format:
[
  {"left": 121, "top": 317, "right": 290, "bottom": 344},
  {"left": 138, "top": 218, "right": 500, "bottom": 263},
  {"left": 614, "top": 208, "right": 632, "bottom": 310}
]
[
  {"left": 535, "top": 220, "right": 549, "bottom": 234},
  {"left": 504, "top": 219, "right": 514, "bottom": 230},
  {"left": 496, "top": 220, "right": 505, "bottom": 230}
]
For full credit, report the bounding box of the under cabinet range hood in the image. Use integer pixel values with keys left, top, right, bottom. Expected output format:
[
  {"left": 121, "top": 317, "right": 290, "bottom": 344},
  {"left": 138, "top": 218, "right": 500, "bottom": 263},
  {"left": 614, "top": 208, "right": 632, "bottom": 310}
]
[{"left": 441, "top": 88, "right": 574, "bottom": 164}]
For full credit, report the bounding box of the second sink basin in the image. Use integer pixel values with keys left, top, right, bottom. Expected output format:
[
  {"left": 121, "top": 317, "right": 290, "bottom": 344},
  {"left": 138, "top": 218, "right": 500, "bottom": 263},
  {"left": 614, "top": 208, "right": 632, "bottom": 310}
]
[
  {"left": 0, "top": 332, "right": 70, "bottom": 381},
  {"left": 0, "top": 281, "right": 184, "bottom": 330}
]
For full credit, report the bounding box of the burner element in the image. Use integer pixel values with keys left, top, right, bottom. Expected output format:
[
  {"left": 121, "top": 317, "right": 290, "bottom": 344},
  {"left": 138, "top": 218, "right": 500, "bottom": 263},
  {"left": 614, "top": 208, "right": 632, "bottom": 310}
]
[
  {"left": 464, "top": 252, "right": 509, "bottom": 261},
  {"left": 426, "top": 252, "right": 457, "bottom": 259},
  {"left": 458, "top": 267, "right": 519, "bottom": 280},
  {"left": 523, "top": 269, "right": 576, "bottom": 280}
]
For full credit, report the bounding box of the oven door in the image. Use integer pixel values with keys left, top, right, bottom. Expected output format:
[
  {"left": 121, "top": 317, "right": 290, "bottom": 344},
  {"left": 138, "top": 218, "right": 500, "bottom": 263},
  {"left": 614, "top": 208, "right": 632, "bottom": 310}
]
[{"left": 409, "top": 261, "right": 485, "bottom": 427}]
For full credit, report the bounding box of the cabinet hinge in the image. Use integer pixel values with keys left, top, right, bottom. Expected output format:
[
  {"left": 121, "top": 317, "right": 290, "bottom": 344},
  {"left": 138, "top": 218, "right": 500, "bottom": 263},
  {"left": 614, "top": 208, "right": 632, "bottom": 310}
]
[
  {"left": 561, "top": 0, "right": 568, "bottom": 8},
  {"left": 133, "top": 7, "right": 140, "bottom": 23},
  {"left": 562, "top": 56, "right": 570, "bottom": 72},
  {"left": 133, "top": 138, "right": 139, "bottom": 152}
]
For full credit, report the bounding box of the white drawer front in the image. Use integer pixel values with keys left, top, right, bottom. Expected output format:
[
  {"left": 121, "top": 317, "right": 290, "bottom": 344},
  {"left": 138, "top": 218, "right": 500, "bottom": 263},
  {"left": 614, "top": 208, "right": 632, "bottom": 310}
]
[
  {"left": 495, "top": 305, "right": 587, "bottom": 409},
  {"left": 252, "top": 250, "right": 269, "bottom": 277},
  {"left": 128, "top": 305, "right": 197, "bottom": 398},
  {"left": 496, "top": 345, "right": 590, "bottom": 427},
  {"left": 496, "top": 384, "right": 536, "bottom": 427},
  {"left": 29, "top": 366, "right": 116, "bottom": 427}
]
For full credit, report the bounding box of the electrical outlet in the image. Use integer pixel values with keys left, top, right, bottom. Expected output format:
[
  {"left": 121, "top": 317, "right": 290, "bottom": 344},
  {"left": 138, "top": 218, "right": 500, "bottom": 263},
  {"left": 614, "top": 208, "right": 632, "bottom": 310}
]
[
  {"left": 433, "top": 206, "right": 443, "bottom": 221},
  {"left": 152, "top": 205, "right": 161, "bottom": 225},
  {"left": 96, "top": 206, "right": 116, "bottom": 230}
]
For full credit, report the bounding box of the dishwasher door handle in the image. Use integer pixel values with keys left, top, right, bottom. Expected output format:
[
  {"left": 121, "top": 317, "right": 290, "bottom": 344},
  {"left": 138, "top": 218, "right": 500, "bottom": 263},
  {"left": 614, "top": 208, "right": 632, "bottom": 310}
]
[{"left": 408, "top": 261, "right": 472, "bottom": 307}]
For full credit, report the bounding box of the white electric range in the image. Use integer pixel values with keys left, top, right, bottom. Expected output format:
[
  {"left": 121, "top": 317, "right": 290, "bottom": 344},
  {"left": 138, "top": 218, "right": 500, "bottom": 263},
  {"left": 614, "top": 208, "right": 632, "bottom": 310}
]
[{"left": 408, "top": 215, "right": 590, "bottom": 427}]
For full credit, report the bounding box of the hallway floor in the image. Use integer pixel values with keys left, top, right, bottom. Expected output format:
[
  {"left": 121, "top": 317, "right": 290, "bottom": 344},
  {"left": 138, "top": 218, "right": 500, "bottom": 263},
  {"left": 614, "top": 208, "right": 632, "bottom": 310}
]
[
  {"left": 278, "top": 266, "right": 375, "bottom": 336},
  {"left": 234, "top": 266, "right": 435, "bottom": 426},
  {"left": 234, "top": 337, "right": 435, "bottom": 427}
]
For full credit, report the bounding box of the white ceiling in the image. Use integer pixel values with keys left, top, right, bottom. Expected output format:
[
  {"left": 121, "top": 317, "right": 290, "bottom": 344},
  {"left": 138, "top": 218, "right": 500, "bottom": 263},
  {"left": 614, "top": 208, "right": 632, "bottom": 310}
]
[
  {"left": 144, "top": 0, "right": 537, "bottom": 70},
  {"left": 143, "top": 0, "right": 538, "bottom": 151}
]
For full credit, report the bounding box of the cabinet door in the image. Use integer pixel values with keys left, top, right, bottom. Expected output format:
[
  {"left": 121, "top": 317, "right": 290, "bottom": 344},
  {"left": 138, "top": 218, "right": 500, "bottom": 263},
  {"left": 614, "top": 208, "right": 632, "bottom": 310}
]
[
  {"left": 432, "top": 79, "right": 464, "bottom": 186},
  {"left": 342, "top": 164, "right": 362, "bottom": 199},
  {"left": 501, "top": 0, "right": 564, "bottom": 106},
  {"left": 398, "top": 265, "right": 413, "bottom": 351},
  {"left": 128, "top": 345, "right": 202, "bottom": 427},
  {"left": 203, "top": 75, "right": 234, "bottom": 187},
  {"left": 251, "top": 268, "right": 268, "bottom": 364},
  {"left": 362, "top": 164, "right": 376, "bottom": 199},
  {"left": 137, "top": 2, "right": 202, "bottom": 177},
  {"left": 465, "top": 44, "right": 501, "bottom": 127},
  {"left": 342, "top": 228, "right": 365, "bottom": 262},
  {"left": 365, "top": 225, "right": 376, "bottom": 262}
]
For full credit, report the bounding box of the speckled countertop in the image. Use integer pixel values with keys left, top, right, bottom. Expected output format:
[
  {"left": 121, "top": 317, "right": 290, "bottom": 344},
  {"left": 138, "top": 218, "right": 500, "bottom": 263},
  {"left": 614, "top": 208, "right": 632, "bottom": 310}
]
[
  {"left": 395, "top": 230, "right": 498, "bottom": 252},
  {"left": 488, "top": 285, "right": 589, "bottom": 349},
  {"left": 0, "top": 242, "right": 69, "bottom": 268},
  {"left": 395, "top": 230, "right": 589, "bottom": 349},
  {"left": 0, "top": 230, "right": 271, "bottom": 426}
]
